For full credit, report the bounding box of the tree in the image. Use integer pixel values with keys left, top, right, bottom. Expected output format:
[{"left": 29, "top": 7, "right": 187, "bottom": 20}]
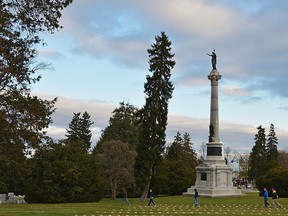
[
  {"left": 257, "top": 166, "right": 288, "bottom": 197},
  {"left": 199, "top": 142, "right": 206, "bottom": 162},
  {"left": 95, "top": 102, "right": 140, "bottom": 152},
  {"left": 135, "top": 32, "right": 175, "bottom": 200},
  {"left": 0, "top": 0, "right": 73, "bottom": 194},
  {"left": 181, "top": 132, "right": 198, "bottom": 169},
  {"left": 167, "top": 132, "right": 197, "bottom": 166},
  {"left": 1, "top": 0, "right": 73, "bottom": 143},
  {"left": 65, "top": 111, "right": 93, "bottom": 152},
  {"left": 25, "top": 141, "right": 103, "bottom": 203},
  {"left": 230, "top": 151, "right": 250, "bottom": 182},
  {"left": 248, "top": 125, "right": 267, "bottom": 183},
  {"left": 154, "top": 131, "right": 197, "bottom": 195},
  {"left": 224, "top": 146, "right": 232, "bottom": 165},
  {"left": 166, "top": 131, "right": 183, "bottom": 160},
  {"left": 266, "top": 123, "right": 279, "bottom": 168},
  {"left": 97, "top": 140, "right": 137, "bottom": 200},
  {"left": 278, "top": 148, "right": 288, "bottom": 170}
]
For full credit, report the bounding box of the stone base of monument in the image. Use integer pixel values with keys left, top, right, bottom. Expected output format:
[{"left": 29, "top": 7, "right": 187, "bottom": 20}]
[{"left": 183, "top": 158, "right": 243, "bottom": 197}]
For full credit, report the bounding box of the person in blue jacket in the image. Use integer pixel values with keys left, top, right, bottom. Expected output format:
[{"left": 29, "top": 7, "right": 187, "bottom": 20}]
[
  {"left": 194, "top": 189, "right": 199, "bottom": 206},
  {"left": 263, "top": 188, "right": 270, "bottom": 207}
]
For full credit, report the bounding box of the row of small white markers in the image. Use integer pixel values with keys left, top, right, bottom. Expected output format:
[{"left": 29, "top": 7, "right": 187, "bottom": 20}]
[
  {"left": 74, "top": 213, "right": 284, "bottom": 215},
  {"left": 74, "top": 204, "right": 286, "bottom": 216},
  {"left": 75, "top": 212, "right": 284, "bottom": 216}
]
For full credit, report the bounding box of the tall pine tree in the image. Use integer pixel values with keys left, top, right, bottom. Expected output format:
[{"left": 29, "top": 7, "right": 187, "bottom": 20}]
[
  {"left": 135, "top": 32, "right": 175, "bottom": 200},
  {"left": 248, "top": 125, "right": 267, "bottom": 182},
  {"left": 266, "top": 123, "right": 278, "bottom": 168},
  {"left": 182, "top": 132, "right": 198, "bottom": 168},
  {"left": 65, "top": 111, "right": 93, "bottom": 152},
  {"left": 94, "top": 102, "right": 140, "bottom": 152},
  {"left": 166, "top": 131, "right": 183, "bottom": 160}
]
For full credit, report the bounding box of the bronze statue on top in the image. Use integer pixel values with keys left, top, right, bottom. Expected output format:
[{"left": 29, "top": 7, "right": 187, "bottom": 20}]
[{"left": 207, "top": 49, "right": 217, "bottom": 70}]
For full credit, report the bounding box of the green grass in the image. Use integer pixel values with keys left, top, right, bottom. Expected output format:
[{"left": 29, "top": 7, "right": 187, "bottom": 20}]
[{"left": 0, "top": 191, "right": 287, "bottom": 215}]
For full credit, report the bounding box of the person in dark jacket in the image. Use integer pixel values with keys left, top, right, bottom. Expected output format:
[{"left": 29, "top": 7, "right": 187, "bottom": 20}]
[
  {"left": 263, "top": 188, "right": 270, "bottom": 207},
  {"left": 272, "top": 188, "right": 282, "bottom": 208},
  {"left": 148, "top": 189, "right": 156, "bottom": 206},
  {"left": 194, "top": 188, "right": 199, "bottom": 206}
]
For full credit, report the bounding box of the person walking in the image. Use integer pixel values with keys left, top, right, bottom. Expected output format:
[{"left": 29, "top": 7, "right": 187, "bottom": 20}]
[
  {"left": 272, "top": 188, "right": 282, "bottom": 208},
  {"left": 194, "top": 188, "right": 199, "bottom": 207},
  {"left": 263, "top": 188, "right": 270, "bottom": 207},
  {"left": 148, "top": 189, "right": 156, "bottom": 206},
  {"left": 121, "top": 188, "right": 130, "bottom": 206}
]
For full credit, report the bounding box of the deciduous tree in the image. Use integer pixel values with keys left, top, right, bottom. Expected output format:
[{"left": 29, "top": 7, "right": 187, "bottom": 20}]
[
  {"left": 97, "top": 140, "right": 137, "bottom": 200},
  {"left": 278, "top": 148, "right": 288, "bottom": 169},
  {"left": 0, "top": 0, "right": 73, "bottom": 194}
]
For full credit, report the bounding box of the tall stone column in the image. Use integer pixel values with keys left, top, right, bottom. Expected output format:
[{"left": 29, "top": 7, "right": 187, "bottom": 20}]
[
  {"left": 208, "top": 69, "right": 221, "bottom": 143},
  {"left": 206, "top": 69, "right": 223, "bottom": 162}
]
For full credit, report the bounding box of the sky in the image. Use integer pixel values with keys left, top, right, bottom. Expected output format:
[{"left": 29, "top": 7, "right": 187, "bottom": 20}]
[{"left": 31, "top": 0, "right": 288, "bottom": 154}]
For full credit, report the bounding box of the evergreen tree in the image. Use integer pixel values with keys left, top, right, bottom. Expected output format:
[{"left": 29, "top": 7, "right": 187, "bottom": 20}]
[
  {"left": 65, "top": 112, "right": 93, "bottom": 152},
  {"left": 26, "top": 141, "right": 103, "bottom": 203},
  {"left": 94, "top": 102, "right": 140, "bottom": 152},
  {"left": 167, "top": 132, "right": 197, "bottom": 167},
  {"left": 266, "top": 123, "right": 278, "bottom": 168},
  {"left": 166, "top": 131, "right": 183, "bottom": 160},
  {"left": 182, "top": 132, "right": 197, "bottom": 164},
  {"left": 248, "top": 125, "right": 267, "bottom": 182},
  {"left": 154, "top": 131, "right": 197, "bottom": 195},
  {"left": 135, "top": 32, "right": 175, "bottom": 200}
]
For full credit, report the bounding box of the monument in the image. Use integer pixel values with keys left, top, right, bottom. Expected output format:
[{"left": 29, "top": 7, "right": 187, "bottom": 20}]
[{"left": 183, "top": 50, "right": 242, "bottom": 197}]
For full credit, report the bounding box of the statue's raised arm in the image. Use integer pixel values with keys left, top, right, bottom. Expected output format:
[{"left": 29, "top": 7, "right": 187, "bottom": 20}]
[{"left": 207, "top": 49, "right": 217, "bottom": 70}]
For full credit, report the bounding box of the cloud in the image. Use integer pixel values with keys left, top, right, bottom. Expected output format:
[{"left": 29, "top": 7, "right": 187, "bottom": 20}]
[
  {"left": 42, "top": 0, "right": 288, "bottom": 100},
  {"left": 137, "top": 1, "right": 246, "bottom": 39},
  {"left": 32, "top": 1, "right": 288, "bottom": 153},
  {"left": 33, "top": 93, "right": 116, "bottom": 143},
  {"left": 222, "top": 84, "right": 251, "bottom": 97},
  {"left": 38, "top": 49, "right": 65, "bottom": 60}
]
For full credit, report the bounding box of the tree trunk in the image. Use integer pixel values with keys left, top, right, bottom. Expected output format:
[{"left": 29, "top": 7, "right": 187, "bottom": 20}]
[
  {"left": 139, "top": 170, "right": 153, "bottom": 202},
  {"left": 110, "top": 179, "right": 117, "bottom": 200},
  {"left": 139, "top": 181, "right": 150, "bottom": 202}
]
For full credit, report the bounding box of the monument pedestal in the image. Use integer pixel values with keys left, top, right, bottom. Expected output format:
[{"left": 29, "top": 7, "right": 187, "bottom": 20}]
[{"left": 183, "top": 146, "right": 242, "bottom": 197}]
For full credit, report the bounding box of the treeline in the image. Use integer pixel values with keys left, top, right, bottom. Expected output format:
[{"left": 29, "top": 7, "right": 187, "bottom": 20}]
[
  {"left": 3, "top": 107, "right": 199, "bottom": 203},
  {"left": 248, "top": 124, "right": 288, "bottom": 197}
]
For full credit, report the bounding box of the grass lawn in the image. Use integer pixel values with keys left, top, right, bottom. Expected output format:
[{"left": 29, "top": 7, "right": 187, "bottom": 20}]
[{"left": 0, "top": 191, "right": 287, "bottom": 216}]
